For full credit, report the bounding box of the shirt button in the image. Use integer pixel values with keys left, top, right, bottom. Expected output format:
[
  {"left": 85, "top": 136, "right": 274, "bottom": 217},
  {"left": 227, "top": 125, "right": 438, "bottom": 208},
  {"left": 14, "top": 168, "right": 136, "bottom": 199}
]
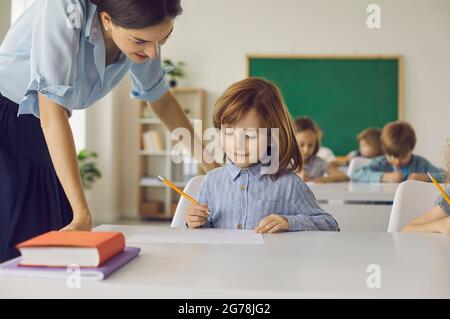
[
  {"left": 237, "top": 224, "right": 243, "bottom": 230},
  {"left": 240, "top": 185, "right": 246, "bottom": 191}
]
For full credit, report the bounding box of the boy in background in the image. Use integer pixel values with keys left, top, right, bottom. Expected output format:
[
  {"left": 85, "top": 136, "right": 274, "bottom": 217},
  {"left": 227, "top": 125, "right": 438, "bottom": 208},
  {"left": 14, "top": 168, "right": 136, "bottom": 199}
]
[{"left": 352, "top": 121, "right": 446, "bottom": 183}]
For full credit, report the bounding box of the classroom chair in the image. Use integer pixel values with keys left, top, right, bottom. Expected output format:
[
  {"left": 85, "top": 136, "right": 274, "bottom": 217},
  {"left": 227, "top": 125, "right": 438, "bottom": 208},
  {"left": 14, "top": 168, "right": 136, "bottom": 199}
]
[
  {"left": 388, "top": 180, "right": 439, "bottom": 232},
  {"left": 347, "top": 157, "right": 372, "bottom": 178},
  {"left": 171, "top": 175, "right": 206, "bottom": 228}
]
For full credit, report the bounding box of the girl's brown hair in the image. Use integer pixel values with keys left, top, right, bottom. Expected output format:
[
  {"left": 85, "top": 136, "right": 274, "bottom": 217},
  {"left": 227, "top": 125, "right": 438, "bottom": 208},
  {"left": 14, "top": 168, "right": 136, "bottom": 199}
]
[
  {"left": 294, "top": 117, "right": 321, "bottom": 156},
  {"left": 213, "top": 77, "right": 302, "bottom": 179}
]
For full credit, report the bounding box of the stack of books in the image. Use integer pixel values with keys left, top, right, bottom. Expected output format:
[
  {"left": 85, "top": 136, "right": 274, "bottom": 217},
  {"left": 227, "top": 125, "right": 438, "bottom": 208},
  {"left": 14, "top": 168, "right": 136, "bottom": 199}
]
[
  {"left": 0, "top": 231, "right": 140, "bottom": 281},
  {"left": 142, "top": 130, "right": 165, "bottom": 152}
]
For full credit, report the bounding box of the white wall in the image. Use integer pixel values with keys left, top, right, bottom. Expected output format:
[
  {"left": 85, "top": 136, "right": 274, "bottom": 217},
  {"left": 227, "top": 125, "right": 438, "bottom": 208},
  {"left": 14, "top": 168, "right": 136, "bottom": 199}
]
[{"left": 85, "top": 90, "right": 122, "bottom": 224}]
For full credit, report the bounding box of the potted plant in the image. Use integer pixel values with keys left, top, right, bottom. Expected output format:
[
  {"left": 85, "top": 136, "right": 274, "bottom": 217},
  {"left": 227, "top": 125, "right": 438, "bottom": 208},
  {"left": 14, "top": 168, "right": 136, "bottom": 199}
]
[
  {"left": 77, "top": 150, "right": 102, "bottom": 190},
  {"left": 163, "top": 59, "right": 186, "bottom": 88}
]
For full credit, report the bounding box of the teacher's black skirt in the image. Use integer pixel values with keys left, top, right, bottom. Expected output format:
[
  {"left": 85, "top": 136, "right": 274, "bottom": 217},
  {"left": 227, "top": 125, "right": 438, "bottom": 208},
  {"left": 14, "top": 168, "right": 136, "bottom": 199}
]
[{"left": 0, "top": 94, "right": 72, "bottom": 262}]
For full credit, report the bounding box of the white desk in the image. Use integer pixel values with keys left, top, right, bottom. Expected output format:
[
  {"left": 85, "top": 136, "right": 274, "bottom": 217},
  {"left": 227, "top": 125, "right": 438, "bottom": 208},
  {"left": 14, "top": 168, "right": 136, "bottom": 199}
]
[
  {"left": 308, "top": 182, "right": 400, "bottom": 232},
  {"left": 1, "top": 225, "right": 449, "bottom": 299}
]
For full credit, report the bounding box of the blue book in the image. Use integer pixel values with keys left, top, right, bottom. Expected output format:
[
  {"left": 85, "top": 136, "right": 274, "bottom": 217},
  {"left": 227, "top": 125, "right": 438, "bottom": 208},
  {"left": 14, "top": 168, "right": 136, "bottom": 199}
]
[{"left": 0, "top": 247, "right": 140, "bottom": 281}]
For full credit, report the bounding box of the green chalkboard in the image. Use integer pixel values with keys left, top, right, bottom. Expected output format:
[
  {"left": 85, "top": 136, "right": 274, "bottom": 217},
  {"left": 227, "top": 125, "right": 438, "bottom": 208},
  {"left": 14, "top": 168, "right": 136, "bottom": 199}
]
[{"left": 248, "top": 56, "right": 401, "bottom": 155}]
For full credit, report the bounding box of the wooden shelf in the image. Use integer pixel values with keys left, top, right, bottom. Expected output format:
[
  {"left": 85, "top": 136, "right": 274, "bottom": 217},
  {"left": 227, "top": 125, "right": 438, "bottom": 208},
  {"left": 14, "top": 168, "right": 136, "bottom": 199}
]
[
  {"left": 139, "top": 150, "right": 169, "bottom": 156},
  {"left": 140, "top": 177, "right": 187, "bottom": 188},
  {"left": 171, "top": 88, "right": 204, "bottom": 94},
  {"left": 140, "top": 118, "right": 162, "bottom": 124},
  {"left": 137, "top": 88, "right": 205, "bottom": 220},
  {"left": 140, "top": 118, "right": 201, "bottom": 124},
  {"left": 139, "top": 213, "right": 173, "bottom": 221}
]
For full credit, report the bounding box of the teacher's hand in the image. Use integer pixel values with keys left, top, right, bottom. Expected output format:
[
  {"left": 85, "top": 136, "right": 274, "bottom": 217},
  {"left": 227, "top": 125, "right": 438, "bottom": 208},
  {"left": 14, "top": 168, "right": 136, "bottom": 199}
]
[{"left": 60, "top": 212, "right": 92, "bottom": 231}]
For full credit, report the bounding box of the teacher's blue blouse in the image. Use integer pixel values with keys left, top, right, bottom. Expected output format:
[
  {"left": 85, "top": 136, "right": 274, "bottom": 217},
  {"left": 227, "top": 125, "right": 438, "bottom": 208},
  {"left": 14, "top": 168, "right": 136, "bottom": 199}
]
[{"left": 0, "top": 0, "right": 170, "bottom": 118}]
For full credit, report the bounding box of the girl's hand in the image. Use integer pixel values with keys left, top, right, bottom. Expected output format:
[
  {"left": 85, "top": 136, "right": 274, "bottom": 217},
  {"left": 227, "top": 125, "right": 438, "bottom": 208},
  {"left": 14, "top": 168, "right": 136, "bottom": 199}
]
[
  {"left": 60, "top": 212, "right": 92, "bottom": 231},
  {"left": 328, "top": 160, "right": 343, "bottom": 168},
  {"left": 185, "top": 204, "right": 210, "bottom": 228},
  {"left": 313, "top": 176, "right": 335, "bottom": 184},
  {"left": 255, "top": 214, "right": 289, "bottom": 234},
  {"left": 383, "top": 163, "right": 403, "bottom": 183}
]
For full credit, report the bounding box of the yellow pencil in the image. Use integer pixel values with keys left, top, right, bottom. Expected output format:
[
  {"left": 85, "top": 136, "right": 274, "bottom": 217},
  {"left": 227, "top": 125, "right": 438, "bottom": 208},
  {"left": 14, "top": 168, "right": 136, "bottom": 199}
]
[
  {"left": 158, "top": 176, "right": 210, "bottom": 214},
  {"left": 427, "top": 172, "right": 450, "bottom": 205}
]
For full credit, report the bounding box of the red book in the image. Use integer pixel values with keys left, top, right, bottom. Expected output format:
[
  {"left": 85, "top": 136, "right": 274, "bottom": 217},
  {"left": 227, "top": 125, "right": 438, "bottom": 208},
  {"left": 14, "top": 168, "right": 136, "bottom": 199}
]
[{"left": 16, "top": 231, "right": 126, "bottom": 268}]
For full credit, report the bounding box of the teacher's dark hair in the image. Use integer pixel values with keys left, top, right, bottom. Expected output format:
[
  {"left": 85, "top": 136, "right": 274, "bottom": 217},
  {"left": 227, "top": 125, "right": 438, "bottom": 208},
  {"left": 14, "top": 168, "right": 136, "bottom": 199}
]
[{"left": 90, "top": 0, "right": 183, "bottom": 29}]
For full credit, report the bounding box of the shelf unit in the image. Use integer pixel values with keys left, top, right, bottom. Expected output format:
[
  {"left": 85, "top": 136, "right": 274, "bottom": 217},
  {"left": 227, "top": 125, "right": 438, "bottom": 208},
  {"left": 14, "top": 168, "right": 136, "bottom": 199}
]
[{"left": 137, "top": 88, "right": 206, "bottom": 220}]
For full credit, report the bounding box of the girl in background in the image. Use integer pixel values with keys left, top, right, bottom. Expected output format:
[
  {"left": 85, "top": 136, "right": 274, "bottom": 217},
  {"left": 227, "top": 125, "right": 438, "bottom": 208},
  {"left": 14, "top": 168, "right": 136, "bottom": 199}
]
[{"left": 295, "top": 117, "right": 349, "bottom": 183}]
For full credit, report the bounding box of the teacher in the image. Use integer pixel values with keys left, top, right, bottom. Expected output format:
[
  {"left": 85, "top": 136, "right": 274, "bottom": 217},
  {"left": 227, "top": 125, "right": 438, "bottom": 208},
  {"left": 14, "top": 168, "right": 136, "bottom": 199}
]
[{"left": 0, "top": 0, "right": 215, "bottom": 262}]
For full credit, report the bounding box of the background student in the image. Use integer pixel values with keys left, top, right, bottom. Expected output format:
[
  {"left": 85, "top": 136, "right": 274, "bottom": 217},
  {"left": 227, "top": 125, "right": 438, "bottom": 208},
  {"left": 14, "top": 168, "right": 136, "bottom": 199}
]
[
  {"left": 352, "top": 121, "right": 447, "bottom": 183},
  {"left": 295, "top": 117, "right": 349, "bottom": 183},
  {"left": 332, "top": 128, "right": 383, "bottom": 167}
]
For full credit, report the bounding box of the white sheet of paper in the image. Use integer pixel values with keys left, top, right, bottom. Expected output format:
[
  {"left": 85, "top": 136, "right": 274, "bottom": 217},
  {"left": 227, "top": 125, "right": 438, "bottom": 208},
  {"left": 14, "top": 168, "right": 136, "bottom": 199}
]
[{"left": 127, "top": 228, "right": 264, "bottom": 245}]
